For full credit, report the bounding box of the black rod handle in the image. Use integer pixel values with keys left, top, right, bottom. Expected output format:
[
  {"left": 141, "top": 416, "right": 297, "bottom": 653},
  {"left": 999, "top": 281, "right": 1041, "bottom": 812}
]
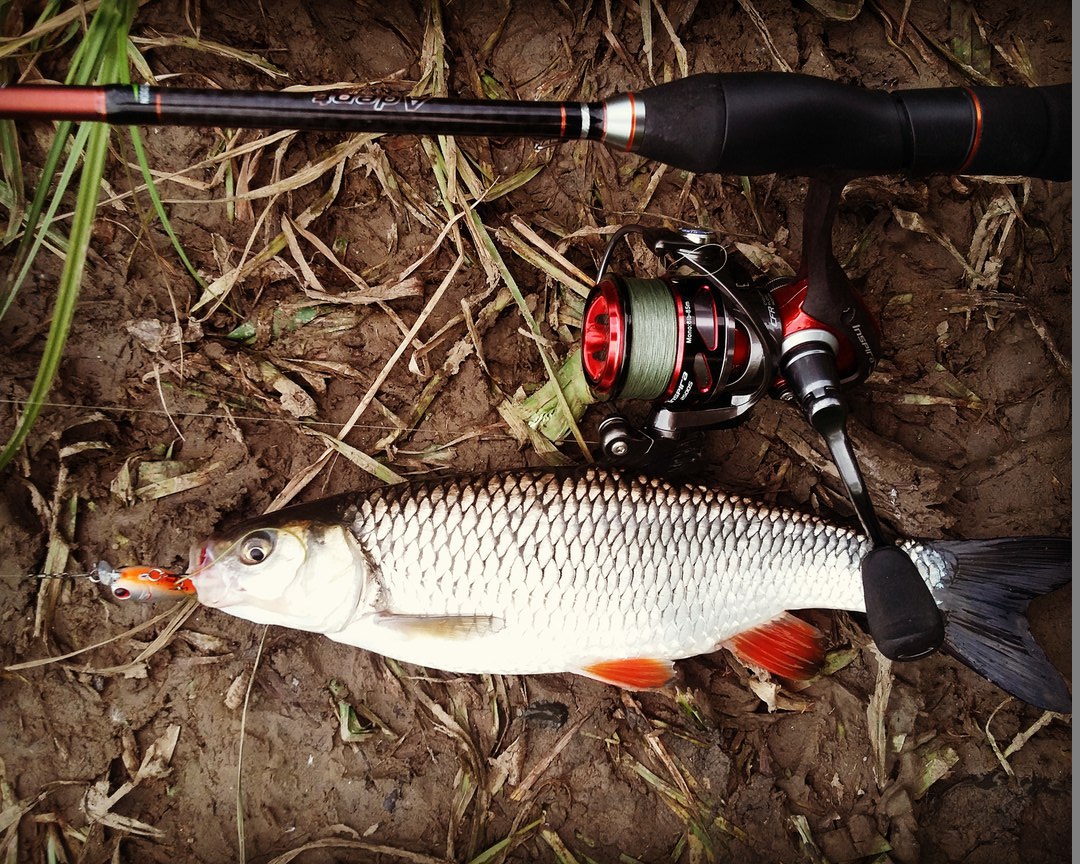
[{"left": 631, "top": 73, "right": 1071, "bottom": 180}]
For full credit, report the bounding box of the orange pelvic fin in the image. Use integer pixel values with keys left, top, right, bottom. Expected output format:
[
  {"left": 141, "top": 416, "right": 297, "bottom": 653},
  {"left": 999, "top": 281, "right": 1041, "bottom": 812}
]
[
  {"left": 726, "top": 613, "right": 826, "bottom": 680},
  {"left": 580, "top": 657, "right": 676, "bottom": 690}
]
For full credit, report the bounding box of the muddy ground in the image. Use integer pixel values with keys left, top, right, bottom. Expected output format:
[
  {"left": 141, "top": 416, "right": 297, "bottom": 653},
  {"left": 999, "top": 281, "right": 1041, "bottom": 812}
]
[{"left": 0, "top": 1, "right": 1071, "bottom": 862}]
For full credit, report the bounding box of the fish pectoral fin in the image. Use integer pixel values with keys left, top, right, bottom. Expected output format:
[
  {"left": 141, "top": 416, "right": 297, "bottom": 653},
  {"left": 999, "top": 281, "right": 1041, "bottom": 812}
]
[
  {"left": 372, "top": 611, "right": 504, "bottom": 639},
  {"left": 579, "top": 658, "right": 676, "bottom": 690},
  {"left": 724, "top": 612, "right": 826, "bottom": 681}
]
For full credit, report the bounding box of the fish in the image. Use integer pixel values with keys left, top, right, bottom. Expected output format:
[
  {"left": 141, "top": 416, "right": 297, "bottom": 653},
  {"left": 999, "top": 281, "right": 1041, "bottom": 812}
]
[{"left": 183, "top": 468, "right": 1071, "bottom": 712}]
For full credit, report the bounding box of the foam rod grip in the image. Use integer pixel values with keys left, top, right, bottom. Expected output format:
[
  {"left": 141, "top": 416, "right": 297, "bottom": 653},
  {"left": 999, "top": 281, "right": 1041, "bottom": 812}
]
[{"left": 631, "top": 73, "right": 1070, "bottom": 181}]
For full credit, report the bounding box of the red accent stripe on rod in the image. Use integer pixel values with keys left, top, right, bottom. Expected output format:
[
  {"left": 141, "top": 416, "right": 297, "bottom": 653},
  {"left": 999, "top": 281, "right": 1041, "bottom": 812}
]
[
  {"left": 958, "top": 88, "right": 984, "bottom": 172},
  {"left": 625, "top": 91, "right": 637, "bottom": 151}
]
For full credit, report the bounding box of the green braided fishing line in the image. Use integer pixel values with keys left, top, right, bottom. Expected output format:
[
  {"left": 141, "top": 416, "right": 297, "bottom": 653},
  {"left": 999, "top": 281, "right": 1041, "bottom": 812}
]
[{"left": 620, "top": 278, "right": 677, "bottom": 399}]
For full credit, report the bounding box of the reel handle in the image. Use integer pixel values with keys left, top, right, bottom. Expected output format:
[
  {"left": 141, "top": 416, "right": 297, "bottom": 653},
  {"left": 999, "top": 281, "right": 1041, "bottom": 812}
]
[
  {"left": 783, "top": 342, "right": 945, "bottom": 660},
  {"left": 861, "top": 547, "right": 946, "bottom": 662}
]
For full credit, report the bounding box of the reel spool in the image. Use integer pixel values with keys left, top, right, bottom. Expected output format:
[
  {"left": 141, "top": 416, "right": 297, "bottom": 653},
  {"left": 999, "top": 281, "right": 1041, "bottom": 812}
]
[
  {"left": 582, "top": 276, "right": 762, "bottom": 404},
  {"left": 580, "top": 228, "right": 781, "bottom": 431}
]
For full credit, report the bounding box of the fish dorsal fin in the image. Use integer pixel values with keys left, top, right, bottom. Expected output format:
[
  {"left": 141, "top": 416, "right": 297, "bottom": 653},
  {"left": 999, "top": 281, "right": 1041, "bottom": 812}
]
[
  {"left": 579, "top": 658, "right": 676, "bottom": 690},
  {"left": 726, "top": 613, "right": 826, "bottom": 680},
  {"left": 373, "top": 612, "right": 503, "bottom": 639}
]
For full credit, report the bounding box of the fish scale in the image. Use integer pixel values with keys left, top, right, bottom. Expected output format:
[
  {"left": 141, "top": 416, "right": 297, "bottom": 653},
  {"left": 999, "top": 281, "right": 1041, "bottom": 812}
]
[{"left": 187, "top": 468, "right": 1071, "bottom": 710}]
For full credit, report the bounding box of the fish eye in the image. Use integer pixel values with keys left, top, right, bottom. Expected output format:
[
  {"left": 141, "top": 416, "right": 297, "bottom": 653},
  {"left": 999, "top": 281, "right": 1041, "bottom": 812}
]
[
  {"left": 238, "top": 531, "right": 275, "bottom": 566},
  {"left": 112, "top": 587, "right": 131, "bottom": 600}
]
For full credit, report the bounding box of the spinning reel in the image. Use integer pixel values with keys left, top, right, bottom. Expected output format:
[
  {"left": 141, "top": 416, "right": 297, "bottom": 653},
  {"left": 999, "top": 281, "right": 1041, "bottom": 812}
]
[
  {"left": 582, "top": 177, "right": 946, "bottom": 662},
  {"left": 582, "top": 226, "right": 783, "bottom": 436}
]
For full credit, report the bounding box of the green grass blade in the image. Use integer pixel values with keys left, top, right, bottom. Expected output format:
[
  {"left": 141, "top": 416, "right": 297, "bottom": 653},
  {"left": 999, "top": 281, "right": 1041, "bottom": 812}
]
[
  {"left": 1, "top": 0, "right": 117, "bottom": 315},
  {"left": 124, "top": 124, "right": 207, "bottom": 287},
  {"left": 0, "top": 121, "right": 110, "bottom": 469},
  {"left": 125, "top": 32, "right": 157, "bottom": 82},
  {"left": 115, "top": 24, "right": 206, "bottom": 287},
  {"left": 63, "top": 5, "right": 113, "bottom": 84},
  {"left": 0, "top": 0, "right": 137, "bottom": 468},
  {"left": 0, "top": 3, "right": 25, "bottom": 247},
  {"left": 0, "top": 119, "right": 84, "bottom": 321},
  {"left": 0, "top": 118, "right": 24, "bottom": 244},
  {"left": 0, "top": 0, "right": 82, "bottom": 62}
]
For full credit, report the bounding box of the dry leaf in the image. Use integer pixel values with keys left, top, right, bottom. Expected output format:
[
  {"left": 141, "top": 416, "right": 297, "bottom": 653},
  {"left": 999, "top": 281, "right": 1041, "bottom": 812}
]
[
  {"left": 82, "top": 725, "right": 180, "bottom": 839},
  {"left": 259, "top": 362, "right": 317, "bottom": 418},
  {"left": 225, "top": 671, "right": 250, "bottom": 711}
]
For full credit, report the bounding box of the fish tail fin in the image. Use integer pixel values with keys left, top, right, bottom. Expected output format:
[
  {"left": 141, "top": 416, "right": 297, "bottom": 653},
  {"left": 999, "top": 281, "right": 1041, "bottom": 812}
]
[{"left": 930, "top": 537, "right": 1071, "bottom": 713}]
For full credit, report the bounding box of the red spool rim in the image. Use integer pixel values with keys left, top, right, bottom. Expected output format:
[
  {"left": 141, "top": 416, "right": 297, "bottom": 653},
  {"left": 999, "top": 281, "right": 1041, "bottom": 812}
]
[
  {"left": 731, "top": 321, "right": 751, "bottom": 372},
  {"left": 664, "top": 293, "right": 687, "bottom": 398},
  {"left": 582, "top": 280, "right": 626, "bottom": 393}
]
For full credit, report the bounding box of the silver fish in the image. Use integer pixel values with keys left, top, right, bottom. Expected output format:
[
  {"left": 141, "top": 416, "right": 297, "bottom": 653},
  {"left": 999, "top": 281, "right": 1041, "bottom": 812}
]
[{"left": 186, "top": 469, "right": 1070, "bottom": 711}]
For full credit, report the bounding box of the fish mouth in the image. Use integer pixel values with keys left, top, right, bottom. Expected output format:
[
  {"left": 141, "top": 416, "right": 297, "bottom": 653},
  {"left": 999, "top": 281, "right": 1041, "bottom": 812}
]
[
  {"left": 188, "top": 542, "right": 213, "bottom": 574},
  {"left": 185, "top": 542, "right": 260, "bottom": 610},
  {"left": 186, "top": 543, "right": 218, "bottom": 603}
]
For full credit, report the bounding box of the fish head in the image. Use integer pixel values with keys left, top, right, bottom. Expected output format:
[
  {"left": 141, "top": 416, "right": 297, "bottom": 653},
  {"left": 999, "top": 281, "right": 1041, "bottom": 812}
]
[{"left": 188, "top": 513, "right": 371, "bottom": 633}]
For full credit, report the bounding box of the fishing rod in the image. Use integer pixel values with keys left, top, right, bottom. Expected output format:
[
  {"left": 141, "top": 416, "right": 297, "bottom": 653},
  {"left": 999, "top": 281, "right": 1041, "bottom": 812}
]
[
  {"left": 0, "top": 73, "right": 1070, "bottom": 178},
  {"left": 1, "top": 72, "right": 1071, "bottom": 663}
]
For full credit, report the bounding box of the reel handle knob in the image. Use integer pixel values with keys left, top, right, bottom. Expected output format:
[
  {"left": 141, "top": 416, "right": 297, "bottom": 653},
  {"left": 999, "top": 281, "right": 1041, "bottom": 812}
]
[{"left": 861, "top": 547, "right": 945, "bottom": 661}]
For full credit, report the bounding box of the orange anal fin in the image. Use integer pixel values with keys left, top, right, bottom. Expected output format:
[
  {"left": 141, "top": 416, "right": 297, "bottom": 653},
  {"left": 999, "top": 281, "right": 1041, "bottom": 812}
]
[
  {"left": 580, "top": 658, "right": 676, "bottom": 690},
  {"left": 726, "top": 613, "right": 826, "bottom": 680}
]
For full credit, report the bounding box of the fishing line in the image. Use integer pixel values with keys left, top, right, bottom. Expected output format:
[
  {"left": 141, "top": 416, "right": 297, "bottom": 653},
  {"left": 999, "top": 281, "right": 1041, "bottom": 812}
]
[
  {"left": 670, "top": 240, "right": 778, "bottom": 406},
  {"left": 618, "top": 277, "right": 678, "bottom": 400},
  {"left": 0, "top": 397, "right": 605, "bottom": 445},
  {"left": 0, "top": 397, "right": 390, "bottom": 430},
  {"left": 0, "top": 397, "right": 499, "bottom": 437},
  {"left": 0, "top": 566, "right": 196, "bottom": 592}
]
